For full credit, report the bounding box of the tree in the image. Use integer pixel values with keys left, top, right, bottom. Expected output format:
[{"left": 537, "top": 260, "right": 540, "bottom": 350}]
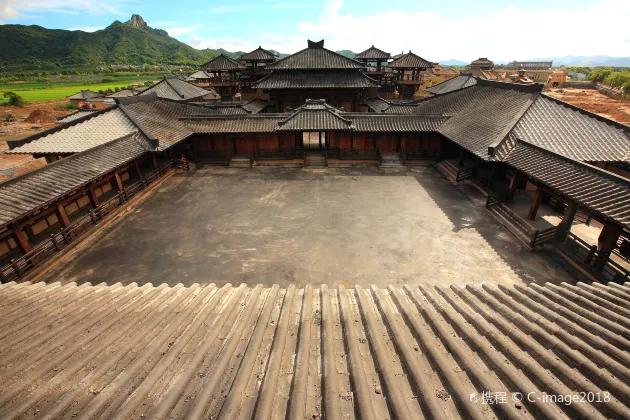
[
  {"left": 590, "top": 67, "right": 613, "bottom": 83},
  {"left": 3, "top": 91, "right": 24, "bottom": 107}
]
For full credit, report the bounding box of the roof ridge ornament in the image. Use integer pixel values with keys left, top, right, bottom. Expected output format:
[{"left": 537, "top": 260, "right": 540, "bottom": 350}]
[{"left": 307, "top": 39, "right": 324, "bottom": 49}]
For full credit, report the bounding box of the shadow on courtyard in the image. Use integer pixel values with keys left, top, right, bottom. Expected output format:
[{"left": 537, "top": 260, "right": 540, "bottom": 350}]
[{"left": 39, "top": 165, "right": 581, "bottom": 288}]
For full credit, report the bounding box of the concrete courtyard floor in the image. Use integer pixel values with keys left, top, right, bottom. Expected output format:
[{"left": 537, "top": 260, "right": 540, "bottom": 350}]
[{"left": 41, "top": 165, "right": 579, "bottom": 287}]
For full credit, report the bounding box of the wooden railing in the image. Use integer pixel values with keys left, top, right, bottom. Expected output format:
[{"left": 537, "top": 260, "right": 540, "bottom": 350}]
[
  {"left": 562, "top": 232, "right": 630, "bottom": 283},
  {"left": 404, "top": 149, "right": 440, "bottom": 161},
  {"left": 531, "top": 226, "right": 558, "bottom": 247},
  {"left": 456, "top": 166, "right": 475, "bottom": 182},
  {"left": 0, "top": 159, "right": 182, "bottom": 283}
]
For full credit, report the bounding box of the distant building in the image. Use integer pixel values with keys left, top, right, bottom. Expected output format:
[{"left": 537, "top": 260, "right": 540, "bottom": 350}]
[
  {"left": 503, "top": 61, "right": 553, "bottom": 70},
  {"left": 67, "top": 90, "right": 105, "bottom": 104}
]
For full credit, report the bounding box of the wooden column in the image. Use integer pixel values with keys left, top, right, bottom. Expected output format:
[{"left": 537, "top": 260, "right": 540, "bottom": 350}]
[
  {"left": 88, "top": 187, "right": 100, "bottom": 208},
  {"left": 507, "top": 173, "right": 521, "bottom": 201},
  {"left": 555, "top": 201, "right": 578, "bottom": 241},
  {"left": 458, "top": 147, "right": 465, "bottom": 166},
  {"left": 113, "top": 172, "right": 124, "bottom": 192},
  {"left": 275, "top": 134, "right": 280, "bottom": 150},
  {"left": 595, "top": 222, "right": 622, "bottom": 270},
  {"left": 351, "top": 133, "right": 356, "bottom": 149},
  {"left": 13, "top": 228, "right": 30, "bottom": 254},
  {"left": 135, "top": 160, "right": 142, "bottom": 179},
  {"left": 55, "top": 202, "right": 70, "bottom": 228},
  {"left": 151, "top": 155, "right": 158, "bottom": 170},
  {"left": 527, "top": 188, "right": 544, "bottom": 220}
]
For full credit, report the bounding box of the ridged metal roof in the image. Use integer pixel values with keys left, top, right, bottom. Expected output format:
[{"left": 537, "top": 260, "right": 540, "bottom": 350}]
[
  {"left": 512, "top": 95, "right": 630, "bottom": 162},
  {"left": 0, "top": 133, "right": 150, "bottom": 227},
  {"left": 254, "top": 70, "right": 378, "bottom": 89},
  {"left": 0, "top": 280, "right": 628, "bottom": 419},
  {"left": 7, "top": 108, "right": 138, "bottom": 155}
]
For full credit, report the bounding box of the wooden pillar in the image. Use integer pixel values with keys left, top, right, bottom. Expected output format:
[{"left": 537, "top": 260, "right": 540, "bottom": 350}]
[
  {"left": 55, "top": 202, "right": 70, "bottom": 228},
  {"left": 88, "top": 187, "right": 100, "bottom": 208},
  {"left": 595, "top": 222, "right": 622, "bottom": 270},
  {"left": 135, "top": 160, "right": 142, "bottom": 179},
  {"left": 555, "top": 201, "right": 578, "bottom": 241},
  {"left": 351, "top": 133, "right": 356, "bottom": 149},
  {"left": 458, "top": 147, "right": 465, "bottom": 166},
  {"left": 113, "top": 172, "right": 124, "bottom": 192},
  {"left": 151, "top": 155, "right": 158, "bottom": 170},
  {"left": 507, "top": 173, "right": 521, "bottom": 201},
  {"left": 275, "top": 134, "right": 280, "bottom": 150},
  {"left": 527, "top": 188, "right": 544, "bottom": 220},
  {"left": 13, "top": 228, "right": 30, "bottom": 254}
]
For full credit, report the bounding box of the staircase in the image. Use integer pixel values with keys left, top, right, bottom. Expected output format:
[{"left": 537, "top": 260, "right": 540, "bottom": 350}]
[
  {"left": 379, "top": 152, "right": 404, "bottom": 168},
  {"left": 304, "top": 153, "right": 327, "bottom": 168},
  {"left": 433, "top": 160, "right": 459, "bottom": 184},
  {"left": 229, "top": 156, "right": 252, "bottom": 168}
]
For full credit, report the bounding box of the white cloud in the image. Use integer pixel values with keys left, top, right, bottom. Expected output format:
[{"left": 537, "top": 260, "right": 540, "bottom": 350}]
[
  {"left": 0, "top": 0, "right": 129, "bottom": 22},
  {"left": 184, "top": 0, "right": 630, "bottom": 61},
  {"left": 165, "top": 25, "right": 200, "bottom": 36},
  {"left": 69, "top": 26, "right": 103, "bottom": 32}
]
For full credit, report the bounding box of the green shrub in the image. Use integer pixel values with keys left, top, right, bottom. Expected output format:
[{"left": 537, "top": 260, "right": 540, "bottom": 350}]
[{"left": 3, "top": 91, "right": 24, "bottom": 107}]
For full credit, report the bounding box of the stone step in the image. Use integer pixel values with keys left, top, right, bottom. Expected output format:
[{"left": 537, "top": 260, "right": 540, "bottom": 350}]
[
  {"left": 229, "top": 158, "right": 252, "bottom": 168},
  {"left": 433, "top": 161, "right": 458, "bottom": 184}
]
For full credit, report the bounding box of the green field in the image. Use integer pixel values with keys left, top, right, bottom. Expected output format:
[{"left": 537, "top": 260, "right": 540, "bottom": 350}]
[{"left": 0, "top": 77, "right": 154, "bottom": 104}]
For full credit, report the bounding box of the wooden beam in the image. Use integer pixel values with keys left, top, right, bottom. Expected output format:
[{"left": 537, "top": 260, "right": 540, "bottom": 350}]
[
  {"left": 55, "top": 202, "right": 70, "bottom": 228},
  {"left": 13, "top": 228, "right": 30, "bottom": 254},
  {"left": 527, "top": 188, "right": 544, "bottom": 220},
  {"left": 507, "top": 172, "right": 521, "bottom": 201}
]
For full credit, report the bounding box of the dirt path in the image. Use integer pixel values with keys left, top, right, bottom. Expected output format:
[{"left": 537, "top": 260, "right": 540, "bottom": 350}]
[{"left": 546, "top": 87, "right": 630, "bottom": 124}]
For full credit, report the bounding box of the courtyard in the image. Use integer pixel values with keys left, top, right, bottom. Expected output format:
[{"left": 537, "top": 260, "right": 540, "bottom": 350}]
[{"left": 41, "top": 165, "right": 577, "bottom": 287}]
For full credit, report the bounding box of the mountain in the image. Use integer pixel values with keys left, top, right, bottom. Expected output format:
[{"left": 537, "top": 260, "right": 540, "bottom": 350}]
[
  {"left": 0, "top": 15, "right": 238, "bottom": 67},
  {"left": 524, "top": 55, "right": 630, "bottom": 67},
  {"left": 436, "top": 59, "right": 468, "bottom": 66},
  {"left": 335, "top": 50, "right": 357, "bottom": 59}
]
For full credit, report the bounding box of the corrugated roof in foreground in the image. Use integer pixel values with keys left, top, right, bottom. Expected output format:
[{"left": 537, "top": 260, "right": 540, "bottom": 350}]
[{"left": 1, "top": 280, "right": 628, "bottom": 420}]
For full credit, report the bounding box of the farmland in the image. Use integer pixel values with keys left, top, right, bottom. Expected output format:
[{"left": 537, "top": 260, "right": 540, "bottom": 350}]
[{"left": 0, "top": 76, "right": 154, "bottom": 104}]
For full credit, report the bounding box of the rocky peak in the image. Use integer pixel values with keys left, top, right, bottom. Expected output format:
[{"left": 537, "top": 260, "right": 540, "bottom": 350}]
[{"left": 127, "top": 14, "right": 147, "bottom": 29}]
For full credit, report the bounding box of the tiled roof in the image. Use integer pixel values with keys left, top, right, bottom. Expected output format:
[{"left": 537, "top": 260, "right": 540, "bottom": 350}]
[
  {"left": 354, "top": 45, "right": 391, "bottom": 60},
  {"left": 216, "top": 106, "right": 249, "bottom": 115},
  {"left": 140, "top": 77, "right": 218, "bottom": 101},
  {"left": 7, "top": 107, "right": 138, "bottom": 155},
  {"left": 347, "top": 114, "right": 449, "bottom": 132},
  {"left": 188, "top": 70, "right": 212, "bottom": 79},
  {"left": 470, "top": 57, "right": 494, "bottom": 67},
  {"left": 388, "top": 52, "right": 432, "bottom": 69},
  {"left": 185, "top": 115, "right": 285, "bottom": 133},
  {"left": 200, "top": 54, "right": 247, "bottom": 71},
  {"left": 242, "top": 98, "right": 269, "bottom": 114},
  {"left": 278, "top": 100, "right": 354, "bottom": 131},
  {"left": 365, "top": 97, "right": 417, "bottom": 114},
  {"left": 118, "top": 97, "right": 210, "bottom": 149},
  {"left": 56, "top": 110, "right": 98, "bottom": 124},
  {"left": 254, "top": 71, "right": 378, "bottom": 89},
  {"left": 1, "top": 281, "right": 629, "bottom": 420},
  {"left": 426, "top": 74, "right": 477, "bottom": 95},
  {"left": 240, "top": 46, "right": 277, "bottom": 61},
  {"left": 511, "top": 95, "right": 630, "bottom": 162},
  {"left": 503, "top": 140, "right": 630, "bottom": 228},
  {"left": 66, "top": 90, "right": 104, "bottom": 100},
  {"left": 106, "top": 89, "right": 137, "bottom": 98},
  {"left": 266, "top": 45, "right": 364, "bottom": 70},
  {"left": 415, "top": 81, "right": 541, "bottom": 159},
  {"left": 0, "top": 133, "right": 150, "bottom": 227}
]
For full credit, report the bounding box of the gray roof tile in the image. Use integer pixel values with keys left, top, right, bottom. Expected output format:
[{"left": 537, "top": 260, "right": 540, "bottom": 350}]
[
  {"left": 200, "top": 54, "right": 247, "bottom": 71},
  {"left": 354, "top": 45, "right": 391, "bottom": 60},
  {"left": 426, "top": 74, "right": 477, "bottom": 95},
  {"left": 7, "top": 108, "right": 138, "bottom": 155},
  {"left": 266, "top": 46, "right": 364, "bottom": 70},
  {"left": 388, "top": 52, "right": 432, "bottom": 69},
  {"left": 512, "top": 95, "right": 630, "bottom": 162},
  {"left": 140, "top": 77, "right": 219, "bottom": 101},
  {"left": 240, "top": 47, "right": 277, "bottom": 61},
  {"left": 0, "top": 133, "right": 150, "bottom": 227}
]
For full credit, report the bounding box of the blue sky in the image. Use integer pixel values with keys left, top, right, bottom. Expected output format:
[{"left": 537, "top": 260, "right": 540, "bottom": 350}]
[{"left": 1, "top": 0, "right": 629, "bottom": 61}]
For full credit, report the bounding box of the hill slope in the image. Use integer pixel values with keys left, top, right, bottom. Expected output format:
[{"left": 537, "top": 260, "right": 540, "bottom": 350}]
[{"left": 0, "top": 15, "right": 237, "bottom": 67}]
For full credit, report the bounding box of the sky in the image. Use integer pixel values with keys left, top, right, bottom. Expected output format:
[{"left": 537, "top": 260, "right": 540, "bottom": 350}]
[{"left": 1, "top": 0, "right": 629, "bottom": 62}]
